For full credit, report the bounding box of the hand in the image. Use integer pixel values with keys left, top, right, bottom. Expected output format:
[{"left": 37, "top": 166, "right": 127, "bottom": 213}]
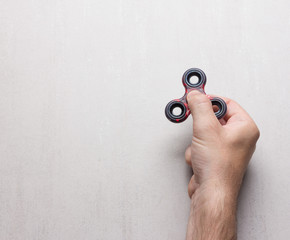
[{"left": 185, "top": 90, "right": 260, "bottom": 198}]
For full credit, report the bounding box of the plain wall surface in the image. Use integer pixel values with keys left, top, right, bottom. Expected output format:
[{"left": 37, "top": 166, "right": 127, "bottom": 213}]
[{"left": 0, "top": 0, "right": 289, "bottom": 239}]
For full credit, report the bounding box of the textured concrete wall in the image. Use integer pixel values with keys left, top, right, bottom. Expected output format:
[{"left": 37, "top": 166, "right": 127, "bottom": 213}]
[{"left": 0, "top": 0, "right": 289, "bottom": 239}]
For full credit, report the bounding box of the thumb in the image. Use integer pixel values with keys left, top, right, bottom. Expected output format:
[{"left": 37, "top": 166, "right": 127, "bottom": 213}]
[{"left": 186, "top": 90, "right": 217, "bottom": 129}]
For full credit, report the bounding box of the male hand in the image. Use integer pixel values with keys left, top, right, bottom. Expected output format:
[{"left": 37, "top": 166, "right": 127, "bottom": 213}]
[
  {"left": 185, "top": 90, "right": 260, "bottom": 198},
  {"left": 185, "top": 90, "right": 260, "bottom": 240}
]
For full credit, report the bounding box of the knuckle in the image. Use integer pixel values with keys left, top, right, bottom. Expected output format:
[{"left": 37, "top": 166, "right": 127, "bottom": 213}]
[
  {"left": 194, "top": 120, "right": 219, "bottom": 133},
  {"left": 187, "top": 91, "right": 208, "bottom": 104},
  {"left": 227, "top": 121, "right": 260, "bottom": 146},
  {"left": 253, "top": 125, "right": 260, "bottom": 141},
  {"left": 188, "top": 184, "right": 192, "bottom": 197},
  {"left": 247, "top": 122, "right": 260, "bottom": 142}
]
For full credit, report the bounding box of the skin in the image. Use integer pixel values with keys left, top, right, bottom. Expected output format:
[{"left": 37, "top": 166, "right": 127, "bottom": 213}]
[{"left": 185, "top": 90, "right": 260, "bottom": 240}]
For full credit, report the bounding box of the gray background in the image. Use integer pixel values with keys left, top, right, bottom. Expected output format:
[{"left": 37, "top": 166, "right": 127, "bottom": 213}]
[{"left": 0, "top": 0, "right": 289, "bottom": 239}]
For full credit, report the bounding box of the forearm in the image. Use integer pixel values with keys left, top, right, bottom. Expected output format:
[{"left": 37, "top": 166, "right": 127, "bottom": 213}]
[{"left": 186, "top": 183, "right": 238, "bottom": 240}]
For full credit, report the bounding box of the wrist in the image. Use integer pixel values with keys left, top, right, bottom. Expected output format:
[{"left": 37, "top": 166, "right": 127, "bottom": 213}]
[
  {"left": 191, "top": 180, "right": 238, "bottom": 209},
  {"left": 199, "top": 172, "right": 243, "bottom": 200}
]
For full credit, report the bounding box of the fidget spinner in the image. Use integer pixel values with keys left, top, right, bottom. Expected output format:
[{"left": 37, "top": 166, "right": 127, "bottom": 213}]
[{"left": 165, "top": 68, "right": 227, "bottom": 123}]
